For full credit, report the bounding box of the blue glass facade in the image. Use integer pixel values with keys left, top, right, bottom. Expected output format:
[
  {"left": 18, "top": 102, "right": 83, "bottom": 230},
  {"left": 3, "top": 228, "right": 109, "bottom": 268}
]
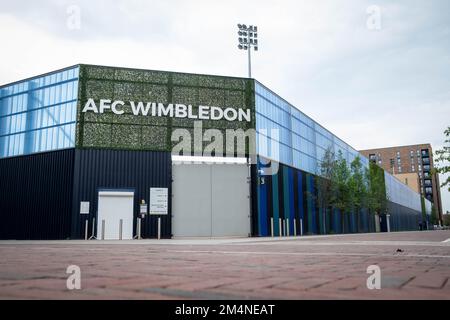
[
  {"left": 255, "top": 81, "right": 369, "bottom": 175},
  {"left": 0, "top": 66, "right": 79, "bottom": 158}
]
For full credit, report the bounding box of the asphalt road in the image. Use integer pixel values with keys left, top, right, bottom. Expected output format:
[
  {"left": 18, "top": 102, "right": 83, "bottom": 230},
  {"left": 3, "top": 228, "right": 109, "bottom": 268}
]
[{"left": 0, "top": 230, "right": 449, "bottom": 299}]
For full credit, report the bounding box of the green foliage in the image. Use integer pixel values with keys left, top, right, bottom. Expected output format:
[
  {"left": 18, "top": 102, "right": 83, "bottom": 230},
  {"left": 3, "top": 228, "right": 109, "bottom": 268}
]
[
  {"left": 315, "top": 147, "right": 335, "bottom": 233},
  {"left": 433, "top": 126, "right": 450, "bottom": 191},
  {"left": 330, "top": 151, "right": 352, "bottom": 213},
  {"left": 77, "top": 64, "right": 255, "bottom": 153},
  {"left": 430, "top": 204, "right": 438, "bottom": 225},
  {"left": 367, "top": 162, "right": 388, "bottom": 216},
  {"left": 443, "top": 214, "right": 450, "bottom": 226},
  {"left": 315, "top": 149, "right": 389, "bottom": 234},
  {"left": 420, "top": 196, "right": 427, "bottom": 221},
  {"left": 349, "top": 156, "right": 368, "bottom": 210},
  {"left": 349, "top": 156, "right": 369, "bottom": 232}
]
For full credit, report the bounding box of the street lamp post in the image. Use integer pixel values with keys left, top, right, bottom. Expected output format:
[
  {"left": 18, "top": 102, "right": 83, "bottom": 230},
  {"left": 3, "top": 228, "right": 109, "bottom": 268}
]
[{"left": 237, "top": 24, "right": 258, "bottom": 78}]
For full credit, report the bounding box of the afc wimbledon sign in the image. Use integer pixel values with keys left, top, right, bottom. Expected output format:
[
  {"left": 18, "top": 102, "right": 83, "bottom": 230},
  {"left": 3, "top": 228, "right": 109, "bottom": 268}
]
[{"left": 82, "top": 99, "right": 252, "bottom": 122}]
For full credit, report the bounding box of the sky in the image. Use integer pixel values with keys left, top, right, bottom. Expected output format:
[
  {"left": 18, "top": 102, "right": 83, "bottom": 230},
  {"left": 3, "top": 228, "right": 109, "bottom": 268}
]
[{"left": 0, "top": 0, "right": 449, "bottom": 212}]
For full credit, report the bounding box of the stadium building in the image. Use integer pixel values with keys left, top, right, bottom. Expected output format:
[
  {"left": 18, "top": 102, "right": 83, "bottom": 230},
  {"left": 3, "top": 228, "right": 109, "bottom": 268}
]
[{"left": 0, "top": 64, "right": 432, "bottom": 239}]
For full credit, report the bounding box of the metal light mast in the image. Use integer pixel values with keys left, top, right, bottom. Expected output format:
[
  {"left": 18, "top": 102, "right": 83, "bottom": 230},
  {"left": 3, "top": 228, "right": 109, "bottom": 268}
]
[{"left": 237, "top": 24, "right": 258, "bottom": 78}]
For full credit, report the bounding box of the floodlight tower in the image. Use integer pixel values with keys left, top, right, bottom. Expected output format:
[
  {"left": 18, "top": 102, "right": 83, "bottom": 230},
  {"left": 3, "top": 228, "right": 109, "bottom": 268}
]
[{"left": 237, "top": 24, "right": 258, "bottom": 78}]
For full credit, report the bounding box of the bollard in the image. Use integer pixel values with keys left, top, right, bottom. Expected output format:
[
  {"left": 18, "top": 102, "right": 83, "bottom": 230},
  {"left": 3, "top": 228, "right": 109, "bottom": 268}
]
[
  {"left": 270, "top": 217, "right": 274, "bottom": 237},
  {"left": 300, "top": 218, "right": 303, "bottom": 236},
  {"left": 157, "top": 217, "right": 161, "bottom": 240},
  {"left": 137, "top": 218, "right": 142, "bottom": 240},
  {"left": 101, "top": 219, "right": 105, "bottom": 240},
  {"left": 278, "top": 218, "right": 282, "bottom": 237},
  {"left": 119, "top": 219, "right": 123, "bottom": 240},
  {"left": 84, "top": 219, "right": 89, "bottom": 240},
  {"left": 89, "top": 218, "right": 96, "bottom": 240},
  {"left": 294, "top": 218, "right": 297, "bottom": 236},
  {"left": 287, "top": 219, "right": 290, "bottom": 237},
  {"left": 282, "top": 220, "right": 285, "bottom": 237}
]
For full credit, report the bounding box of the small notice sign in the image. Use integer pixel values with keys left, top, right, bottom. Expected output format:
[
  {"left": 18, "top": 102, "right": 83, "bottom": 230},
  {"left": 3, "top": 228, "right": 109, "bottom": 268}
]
[
  {"left": 80, "top": 201, "right": 90, "bottom": 214},
  {"left": 149, "top": 188, "right": 168, "bottom": 215}
]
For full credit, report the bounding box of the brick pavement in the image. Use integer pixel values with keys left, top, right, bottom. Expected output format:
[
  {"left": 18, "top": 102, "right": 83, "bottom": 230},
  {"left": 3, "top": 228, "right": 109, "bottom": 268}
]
[{"left": 0, "top": 230, "right": 449, "bottom": 299}]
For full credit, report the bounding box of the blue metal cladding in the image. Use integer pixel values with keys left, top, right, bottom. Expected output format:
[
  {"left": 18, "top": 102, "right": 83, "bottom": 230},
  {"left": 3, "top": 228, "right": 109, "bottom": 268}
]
[
  {"left": 71, "top": 149, "right": 172, "bottom": 239},
  {"left": 0, "top": 66, "right": 79, "bottom": 158},
  {"left": 297, "top": 171, "right": 304, "bottom": 229},
  {"left": 282, "top": 166, "right": 291, "bottom": 234},
  {"left": 306, "top": 173, "right": 317, "bottom": 234},
  {"left": 272, "top": 171, "right": 280, "bottom": 236},
  {"left": 255, "top": 159, "right": 424, "bottom": 237},
  {"left": 288, "top": 167, "right": 295, "bottom": 235},
  {"left": 257, "top": 172, "right": 269, "bottom": 236},
  {"left": 0, "top": 149, "right": 74, "bottom": 239}
]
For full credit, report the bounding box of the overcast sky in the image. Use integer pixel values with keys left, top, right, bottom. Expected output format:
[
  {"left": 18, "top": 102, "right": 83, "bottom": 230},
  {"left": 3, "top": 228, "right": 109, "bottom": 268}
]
[{"left": 1, "top": 0, "right": 449, "bottom": 212}]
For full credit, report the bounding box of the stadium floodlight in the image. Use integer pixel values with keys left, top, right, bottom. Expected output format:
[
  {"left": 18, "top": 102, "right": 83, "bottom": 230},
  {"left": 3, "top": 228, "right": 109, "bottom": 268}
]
[{"left": 237, "top": 23, "right": 259, "bottom": 78}]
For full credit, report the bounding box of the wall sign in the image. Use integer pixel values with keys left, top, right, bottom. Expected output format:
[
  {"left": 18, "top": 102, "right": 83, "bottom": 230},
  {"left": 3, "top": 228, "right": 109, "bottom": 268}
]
[
  {"left": 82, "top": 99, "right": 252, "bottom": 122},
  {"left": 80, "top": 201, "right": 90, "bottom": 214},
  {"left": 149, "top": 188, "right": 168, "bottom": 215}
]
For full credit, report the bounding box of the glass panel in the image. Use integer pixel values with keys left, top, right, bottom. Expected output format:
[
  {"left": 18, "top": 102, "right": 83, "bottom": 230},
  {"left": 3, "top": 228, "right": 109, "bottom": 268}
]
[
  {"left": 255, "top": 81, "right": 369, "bottom": 175},
  {"left": 0, "top": 66, "right": 79, "bottom": 158}
]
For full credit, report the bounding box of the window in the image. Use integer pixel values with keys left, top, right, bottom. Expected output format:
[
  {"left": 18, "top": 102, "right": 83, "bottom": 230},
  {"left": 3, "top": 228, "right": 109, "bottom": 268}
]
[
  {"left": 0, "top": 67, "right": 79, "bottom": 158},
  {"left": 411, "top": 165, "right": 415, "bottom": 172},
  {"left": 396, "top": 151, "right": 400, "bottom": 158},
  {"left": 418, "top": 164, "right": 422, "bottom": 171},
  {"left": 425, "top": 187, "right": 432, "bottom": 194},
  {"left": 398, "top": 166, "right": 402, "bottom": 173}
]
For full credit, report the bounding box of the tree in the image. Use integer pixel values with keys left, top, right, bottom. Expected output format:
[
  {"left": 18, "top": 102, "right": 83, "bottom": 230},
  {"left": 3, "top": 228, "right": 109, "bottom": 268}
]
[
  {"left": 420, "top": 196, "right": 427, "bottom": 230},
  {"left": 349, "top": 156, "right": 368, "bottom": 232},
  {"left": 433, "top": 126, "right": 450, "bottom": 191},
  {"left": 443, "top": 213, "right": 450, "bottom": 227},
  {"left": 330, "top": 151, "right": 352, "bottom": 233},
  {"left": 430, "top": 204, "right": 438, "bottom": 226},
  {"left": 366, "top": 162, "right": 388, "bottom": 228},
  {"left": 315, "top": 146, "right": 336, "bottom": 234}
]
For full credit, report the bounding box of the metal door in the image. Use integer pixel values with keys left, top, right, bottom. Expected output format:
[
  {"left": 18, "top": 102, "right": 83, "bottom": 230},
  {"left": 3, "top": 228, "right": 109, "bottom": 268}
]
[
  {"left": 172, "top": 163, "right": 250, "bottom": 237},
  {"left": 97, "top": 190, "right": 134, "bottom": 240}
]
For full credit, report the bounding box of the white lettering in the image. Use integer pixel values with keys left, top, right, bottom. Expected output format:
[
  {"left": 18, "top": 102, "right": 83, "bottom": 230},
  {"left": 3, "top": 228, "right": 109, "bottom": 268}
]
[
  {"left": 175, "top": 104, "right": 188, "bottom": 118},
  {"left": 130, "top": 101, "right": 151, "bottom": 116},
  {"left": 239, "top": 108, "right": 251, "bottom": 122},
  {"left": 82, "top": 98, "right": 98, "bottom": 113},
  {"left": 188, "top": 105, "right": 198, "bottom": 119},
  {"left": 99, "top": 99, "right": 111, "bottom": 113},
  {"left": 198, "top": 105, "right": 210, "bottom": 120},
  {"left": 81, "top": 98, "right": 252, "bottom": 122},
  {"left": 111, "top": 100, "right": 125, "bottom": 115},
  {"left": 224, "top": 107, "right": 238, "bottom": 121},
  {"left": 211, "top": 106, "right": 223, "bottom": 120},
  {"left": 158, "top": 103, "right": 173, "bottom": 117}
]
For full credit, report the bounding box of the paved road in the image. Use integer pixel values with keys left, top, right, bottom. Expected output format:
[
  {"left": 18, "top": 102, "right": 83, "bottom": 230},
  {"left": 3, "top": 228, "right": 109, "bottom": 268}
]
[{"left": 0, "top": 231, "right": 449, "bottom": 299}]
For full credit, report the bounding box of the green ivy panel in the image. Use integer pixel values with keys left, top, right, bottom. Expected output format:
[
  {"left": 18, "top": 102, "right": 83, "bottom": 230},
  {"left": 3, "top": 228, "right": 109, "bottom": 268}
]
[{"left": 76, "top": 64, "right": 256, "bottom": 153}]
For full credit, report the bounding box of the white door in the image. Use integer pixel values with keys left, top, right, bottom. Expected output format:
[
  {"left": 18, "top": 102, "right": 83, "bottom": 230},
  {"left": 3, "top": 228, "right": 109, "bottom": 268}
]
[
  {"left": 97, "top": 191, "right": 134, "bottom": 240},
  {"left": 172, "top": 163, "right": 250, "bottom": 237}
]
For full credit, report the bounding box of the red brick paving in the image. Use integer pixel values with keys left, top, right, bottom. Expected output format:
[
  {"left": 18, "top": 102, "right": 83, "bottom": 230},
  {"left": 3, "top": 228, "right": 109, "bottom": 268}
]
[{"left": 0, "top": 231, "right": 449, "bottom": 299}]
